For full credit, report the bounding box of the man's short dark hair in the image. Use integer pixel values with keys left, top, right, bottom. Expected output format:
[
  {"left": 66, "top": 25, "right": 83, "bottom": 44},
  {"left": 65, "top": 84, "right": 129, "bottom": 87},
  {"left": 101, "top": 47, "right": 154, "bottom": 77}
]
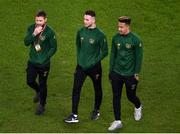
[
  {"left": 85, "top": 10, "right": 96, "bottom": 17},
  {"left": 36, "top": 10, "right": 47, "bottom": 18},
  {"left": 118, "top": 16, "right": 131, "bottom": 25}
]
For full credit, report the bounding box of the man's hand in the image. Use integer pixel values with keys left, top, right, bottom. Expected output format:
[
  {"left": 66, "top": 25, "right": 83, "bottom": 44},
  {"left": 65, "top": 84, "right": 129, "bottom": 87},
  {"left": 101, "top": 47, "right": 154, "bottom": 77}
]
[
  {"left": 33, "top": 26, "right": 43, "bottom": 36},
  {"left": 134, "top": 74, "right": 139, "bottom": 81}
]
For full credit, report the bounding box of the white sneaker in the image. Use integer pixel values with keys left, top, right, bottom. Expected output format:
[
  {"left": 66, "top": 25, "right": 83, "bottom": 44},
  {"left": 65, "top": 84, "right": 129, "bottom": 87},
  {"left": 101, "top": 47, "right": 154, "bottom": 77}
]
[
  {"left": 108, "top": 120, "right": 123, "bottom": 131},
  {"left": 134, "top": 105, "right": 142, "bottom": 121}
]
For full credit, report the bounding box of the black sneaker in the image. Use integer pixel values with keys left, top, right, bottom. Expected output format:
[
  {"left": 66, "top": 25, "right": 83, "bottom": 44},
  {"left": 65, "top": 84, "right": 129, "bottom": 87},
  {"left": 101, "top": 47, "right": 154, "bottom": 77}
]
[
  {"left": 64, "top": 114, "right": 79, "bottom": 123},
  {"left": 91, "top": 110, "right": 100, "bottom": 120},
  {"left": 35, "top": 104, "right": 45, "bottom": 115},
  {"left": 33, "top": 93, "right": 39, "bottom": 103}
]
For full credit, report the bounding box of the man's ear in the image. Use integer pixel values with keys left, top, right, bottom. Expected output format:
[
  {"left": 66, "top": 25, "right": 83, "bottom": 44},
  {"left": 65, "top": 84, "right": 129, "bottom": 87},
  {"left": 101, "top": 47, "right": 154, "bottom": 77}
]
[
  {"left": 92, "top": 17, "right": 95, "bottom": 23},
  {"left": 45, "top": 18, "right": 47, "bottom": 23}
]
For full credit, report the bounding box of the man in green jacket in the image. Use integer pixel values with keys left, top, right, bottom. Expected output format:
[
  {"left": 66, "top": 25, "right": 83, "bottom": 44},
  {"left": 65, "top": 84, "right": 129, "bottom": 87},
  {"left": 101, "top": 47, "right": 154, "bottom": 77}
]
[
  {"left": 64, "top": 10, "right": 108, "bottom": 123},
  {"left": 24, "top": 10, "right": 57, "bottom": 115},
  {"left": 108, "top": 16, "right": 143, "bottom": 131}
]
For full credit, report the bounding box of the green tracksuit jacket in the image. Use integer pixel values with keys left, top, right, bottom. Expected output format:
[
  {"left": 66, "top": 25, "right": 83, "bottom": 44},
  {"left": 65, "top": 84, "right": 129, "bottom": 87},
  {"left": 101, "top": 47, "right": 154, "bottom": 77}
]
[
  {"left": 24, "top": 24, "right": 57, "bottom": 66},
  {"left": 76, "top": 27, "right": 108, "bottom": 70},
  {"left": 110, "top": 32, "right": 143, "bottom": 76}
]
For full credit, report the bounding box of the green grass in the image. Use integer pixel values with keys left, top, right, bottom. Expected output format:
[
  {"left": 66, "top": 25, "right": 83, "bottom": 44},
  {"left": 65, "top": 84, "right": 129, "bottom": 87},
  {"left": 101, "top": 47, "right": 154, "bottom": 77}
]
[{"left": 0, "top": 0, "right": 180, "bottom": 132}]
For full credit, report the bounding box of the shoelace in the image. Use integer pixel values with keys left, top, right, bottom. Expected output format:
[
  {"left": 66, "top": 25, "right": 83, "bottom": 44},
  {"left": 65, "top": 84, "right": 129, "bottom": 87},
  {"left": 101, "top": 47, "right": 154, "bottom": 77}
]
[{"left": 135, "top": 109, "right": 141, "bottom": 116}]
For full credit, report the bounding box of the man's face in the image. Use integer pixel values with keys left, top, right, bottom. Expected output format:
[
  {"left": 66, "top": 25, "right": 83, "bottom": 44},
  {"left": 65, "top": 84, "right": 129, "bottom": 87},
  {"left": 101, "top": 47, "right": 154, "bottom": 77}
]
[
  {"left": 35, "top": 16, "right": 47, "bottom": 27},
  {"left": 118, "top": 22, "right": 129, "bottom": 35},
  {"left": 84, "top": 15, "right": 95, "bottom": 27}
]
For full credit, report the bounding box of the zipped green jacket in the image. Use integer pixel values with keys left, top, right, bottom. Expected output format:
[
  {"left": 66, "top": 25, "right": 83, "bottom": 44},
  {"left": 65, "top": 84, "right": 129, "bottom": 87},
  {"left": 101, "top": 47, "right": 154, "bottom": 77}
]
[
  {"left": 76, "top": 27, "right": 108, "bottom": 70},
  {"left": 110, "top": 32, "right": 143, "bottom": 76},
  {"left": 24, "top": 24, "right": 57, "bottom": 66}
]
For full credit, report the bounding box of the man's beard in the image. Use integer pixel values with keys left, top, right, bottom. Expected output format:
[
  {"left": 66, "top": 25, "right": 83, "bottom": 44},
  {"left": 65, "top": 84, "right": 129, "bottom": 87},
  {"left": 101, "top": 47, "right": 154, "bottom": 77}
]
[
  {"left": 84, "top": 23, "right": 92, "bottom": 28},
  {"left": 36, "top": 23, "right": 45, "bottom": 27}
]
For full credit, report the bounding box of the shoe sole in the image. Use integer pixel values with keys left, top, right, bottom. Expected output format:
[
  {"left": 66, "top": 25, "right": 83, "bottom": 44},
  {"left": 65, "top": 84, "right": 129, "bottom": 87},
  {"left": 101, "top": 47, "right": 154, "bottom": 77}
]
[
  {"left": 64, "top": 120, "right": 79, "bottom": 123},
  {"left": 108, "top": 125, "right": 123, "bottom": 131},
  {"left": 135, "top": 116, "right": 142, "bottom": 121}
]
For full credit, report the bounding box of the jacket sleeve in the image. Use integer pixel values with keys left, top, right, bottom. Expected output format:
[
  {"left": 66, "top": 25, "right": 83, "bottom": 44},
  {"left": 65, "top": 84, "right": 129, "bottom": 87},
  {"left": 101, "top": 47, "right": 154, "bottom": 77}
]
[
  {"left": 24, "top": 26, "right": 36, "bottom": 46},
  {"left": 134, "top": 38, "right": 143, "bottom": 74},
  {"left": 109, "top": 37, "right": 117, "bottom": 72},
  {"left": 76, "top": 30, "right": 81, "bottom": 62},
  {"left": 46, "top": 31, "right": 57, "bottom": 59},
  {"left": 96, "top": 34, "right": 108, "bottom": 62}
]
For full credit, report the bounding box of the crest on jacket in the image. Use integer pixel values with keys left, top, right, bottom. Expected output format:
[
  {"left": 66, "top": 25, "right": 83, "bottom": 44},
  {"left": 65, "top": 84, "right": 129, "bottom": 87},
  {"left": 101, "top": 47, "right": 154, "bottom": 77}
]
[
  {"left": 40, "top": 35, "right": 46, "bottom": 41},
  {"left": 125, "top": 43, "right": 132, "bottom": 49},
  {"left": 117, "top": 43, "right": 121, "bottom": 49},
  {"left": 89, "top": 38, "right": 95, "bottom": 44}
]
